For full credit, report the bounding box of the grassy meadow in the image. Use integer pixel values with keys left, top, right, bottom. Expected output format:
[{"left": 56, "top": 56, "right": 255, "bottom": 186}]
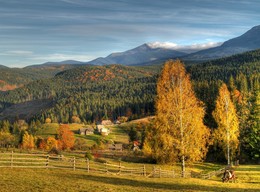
[
  {"left": 37, "top": 122, "right": 129, "bottom": 148},
  {"left": 0, "top": 165, "right": 259, "bottom": 192},
  {"left": 2, "top": 120, "right": 259, "bottom": 191}
]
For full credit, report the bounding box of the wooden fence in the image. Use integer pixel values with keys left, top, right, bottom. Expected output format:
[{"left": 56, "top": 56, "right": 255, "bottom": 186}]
[
  {"left": 0, "top": 152, "right": 224, "bottom": 179},
  {"left": 147, "top": 167, "right": 190, "bottom": 178},
  {"left": 201, "top": 167, "right": 225, "bottom": 179},
  {"left": 0, "top": 152, "right": 146, "bottom": 176}
]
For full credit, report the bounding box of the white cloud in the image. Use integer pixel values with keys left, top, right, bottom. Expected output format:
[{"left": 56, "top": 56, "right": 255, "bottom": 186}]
[
  {"left": 180, "top": 42, "right": 223, "bottom": 50},
  {"left": 31, "top": 53, "right": 95, "bottom": 62},
  {"left": 0, "top": 50, "right": 34, "bottom": 56},
  {"left": 147, "top": 42, "right": 178, "bottom": 49},
  {"left": 147, "top": 41, "right": 223, "bottom": 53}
]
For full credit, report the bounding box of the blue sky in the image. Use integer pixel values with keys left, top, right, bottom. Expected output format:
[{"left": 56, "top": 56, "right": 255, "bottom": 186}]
[{"left": 0, "top": 0, "right": 260, "bottom": 67}]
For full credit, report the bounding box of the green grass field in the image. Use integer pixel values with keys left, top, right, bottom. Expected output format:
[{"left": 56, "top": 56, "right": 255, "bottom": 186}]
[
  {"left": 0, "top": 165, "right": 259, "bottom": 192},
  {"left": 38, "top": 123, "right": 129, "bottom": 148}
]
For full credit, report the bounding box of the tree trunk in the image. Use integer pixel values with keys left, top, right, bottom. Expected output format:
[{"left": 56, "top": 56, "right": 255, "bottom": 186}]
[
  {"left": 181, "top": 155, "right": 185, "bottom": 177},
  {"left": 225, "top": 95, "right": 231, "bottom": 166}
]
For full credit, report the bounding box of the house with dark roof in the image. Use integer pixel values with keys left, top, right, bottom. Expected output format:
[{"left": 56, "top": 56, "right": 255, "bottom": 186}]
[{"left": 78, "top": 127, "right": 94, "bottom": 135}]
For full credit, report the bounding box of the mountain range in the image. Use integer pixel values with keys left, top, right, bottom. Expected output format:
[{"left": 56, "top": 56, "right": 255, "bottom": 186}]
[
  {"left": 87, "top": 25, "right": 260, "bottom": 65},
  {"left": 184, "top": 25, "right": 260, "bottom": 60},
  {"left": 1, "top": 25, "right": 260, "bottom": 68},
  {"left": 81, "top": 25, "right": 260, "bottom": 65},
  {"left": 86, "top": 43, "right": 187, "bottom": 65}
]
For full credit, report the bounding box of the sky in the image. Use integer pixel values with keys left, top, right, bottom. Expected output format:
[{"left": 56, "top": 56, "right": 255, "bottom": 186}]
[{"left": 0, "top": 0, "right": 260, "bottom": 68}]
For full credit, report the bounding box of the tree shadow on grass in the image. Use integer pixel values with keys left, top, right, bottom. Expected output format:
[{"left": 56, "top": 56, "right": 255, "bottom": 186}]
[
  {"left": 58, "top": 172, "right": 260, "bottom": 192},
  {"left": 237, "top": 166, "right": 260, "bottom": 172}
]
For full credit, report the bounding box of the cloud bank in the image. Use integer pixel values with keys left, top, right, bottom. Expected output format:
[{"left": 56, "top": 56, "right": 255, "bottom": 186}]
[{"left": 147, "top": 42, "right": 223, "bottom": 53}]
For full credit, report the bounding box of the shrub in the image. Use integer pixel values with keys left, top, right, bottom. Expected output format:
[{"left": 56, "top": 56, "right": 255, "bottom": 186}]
[
  {"left": 48, "top": 147, "right": 61, "bottom": 155},
  {"left": 85, "top": 151, "right": 93, "bottom": 160}
]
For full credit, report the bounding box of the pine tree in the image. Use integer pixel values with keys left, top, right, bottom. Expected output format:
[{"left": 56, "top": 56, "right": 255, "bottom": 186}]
[
  {"left": 143, "top": 60, "right": 210, "bottom": 175},
  {"left": 243, "top": 90, "right": 260, "bottom": 160},
  {"left": 213, "top": 83, "right": 239, "bottom": 165}
]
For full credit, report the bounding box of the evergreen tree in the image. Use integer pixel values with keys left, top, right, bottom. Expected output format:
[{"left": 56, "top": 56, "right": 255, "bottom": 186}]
[{"left": 243, "top": 90, "right": 260, "bottom": 161}]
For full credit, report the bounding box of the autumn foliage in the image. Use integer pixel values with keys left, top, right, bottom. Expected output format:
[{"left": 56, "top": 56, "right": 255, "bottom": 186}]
[
  {"left": 22, "top": 132, "right": 35, "bottom": 150},
  {"left": 213, "top": 83, "right": 239, "bottom": 165},
  {"left": 39, "top": 137, "right": 58, "bottom": 151},
  {"left": 144, "top": 60, "right": 210, "bottom": 171},
  {"left": 57, "top": 124, "right": 75, "bottom": 150}
]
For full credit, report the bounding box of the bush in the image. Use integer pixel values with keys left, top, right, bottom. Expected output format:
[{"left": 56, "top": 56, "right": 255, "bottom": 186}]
[
  {"left": 85, "top": 151, "right": 93, "bottom": 160},
  {"left": 48, "top": 147, "right": 61, "bottom": 155},
  {"left": 94, "top": 158, "right": 107, "bottom": 163}
]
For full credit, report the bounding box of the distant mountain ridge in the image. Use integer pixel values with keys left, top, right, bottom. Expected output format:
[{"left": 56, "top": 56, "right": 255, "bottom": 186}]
[
  {"left": 26, "top": 60, "right": 86, "bottom": 68},
  {"left": 0, "top": 64, "right": 8, "bottom": 69},
  {"left": 183, "top": 25, "right": 260, "bottom": 60},
  {"left": 2, "top": 25, "right": 260, "bottom": 67},
  {"left": 87, "top": 43, "right": 187, "bottom": 65}
]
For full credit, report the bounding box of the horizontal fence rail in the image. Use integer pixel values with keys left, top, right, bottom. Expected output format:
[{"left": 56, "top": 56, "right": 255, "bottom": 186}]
[{"left": 0, "top": 152, "right": 224, "bottom": 179}]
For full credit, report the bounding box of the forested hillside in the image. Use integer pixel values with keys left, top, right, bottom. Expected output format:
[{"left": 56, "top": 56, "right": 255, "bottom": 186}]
[
  {"left": 187, "top": 49, "right": 260, "bottom": 127},
  {"left": 0, "top": 65, "right": 158, "bottom": 122},
  {"left": 0, "top": 64, "right": 81, "bottom": 91},
  {"left": 0, "top": 50, "right": 259, "bottom": 126},
  {"left": 186, "top": 50, "right": 259, "bottom": 162}
]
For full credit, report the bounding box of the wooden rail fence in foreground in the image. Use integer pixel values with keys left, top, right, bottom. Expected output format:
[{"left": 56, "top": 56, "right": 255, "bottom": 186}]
[{"left": 0, "top": 152, "right": 224, "bottom": 179}]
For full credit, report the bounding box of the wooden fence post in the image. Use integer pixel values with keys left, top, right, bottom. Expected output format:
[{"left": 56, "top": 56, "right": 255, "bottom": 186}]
[
  {"left": 86, "top": 158, "right": 90, "bottom": 173},
  {"left": 143, "top": 165, "right": 146, "bottom": 177},
  {"left": 159, "top": 167, "right": 161, "bottom": 178},
  {"left": 46, "top": 155, "right": 49, "bottom": 168},
  {"left": 105, "top": 162, "right": 108, "bottom": 174},
  {"left": 118, "top": 161, "right": 121, "bottom": 175},
  {"left": 73, "top": 157, "right": 76, "bottom": 171},
  {"left": 11, "top": 151, "right": 14, "bottom": 168},
  {"left": 152, "top": 166, "right": 155, "bottom": 178}
]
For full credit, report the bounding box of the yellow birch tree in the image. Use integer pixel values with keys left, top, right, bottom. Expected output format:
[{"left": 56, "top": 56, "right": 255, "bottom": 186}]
[
  {"left": 143, "top": 60, "right": 210, "bottom": 175},
  {"left": 22, "top": 131, "right": 35, "bottom": 150},
  {"left": 213, "top": 83, "right": 239, "bottom": 165}
]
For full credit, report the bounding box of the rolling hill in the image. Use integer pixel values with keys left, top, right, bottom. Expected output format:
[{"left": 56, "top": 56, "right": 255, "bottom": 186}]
[
  {"left": 0, "top": 64, "right": 83, "bottom": 91},
  {"left": 55, "top": 64, "right": 156, "bottom": 83},
  {"left": 0, "top": 65, "right": 158, "bottom": 121}
]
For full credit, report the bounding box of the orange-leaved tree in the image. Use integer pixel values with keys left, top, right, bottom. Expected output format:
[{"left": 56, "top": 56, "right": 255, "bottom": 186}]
[
  {"left": 143, "top": 60, "right": 210, "bottom": 175},
  {"left": 39, "top": 137, "right": 58, "bottom": 151},
  {"left": 213, "top": 83, "right": 239, "bottom": 165},
  {"left": 57, "top": 124, "right": 75, "bottom": 150}
]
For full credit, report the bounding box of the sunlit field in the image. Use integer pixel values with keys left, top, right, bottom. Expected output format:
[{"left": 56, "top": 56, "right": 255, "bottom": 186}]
[{"left": 0, "top": 165, "right": 259, "bottom": 192}]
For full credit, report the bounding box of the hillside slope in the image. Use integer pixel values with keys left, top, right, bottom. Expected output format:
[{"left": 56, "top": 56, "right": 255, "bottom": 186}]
[
  {"left": 0, "top": 65, "right": 157, "bottom": 121},
  {"left": 0, "top": 64, "right": 82, "bottom": 91},
  {"left": 0, "top": 50, "right": 259, "bottom": 123}
]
